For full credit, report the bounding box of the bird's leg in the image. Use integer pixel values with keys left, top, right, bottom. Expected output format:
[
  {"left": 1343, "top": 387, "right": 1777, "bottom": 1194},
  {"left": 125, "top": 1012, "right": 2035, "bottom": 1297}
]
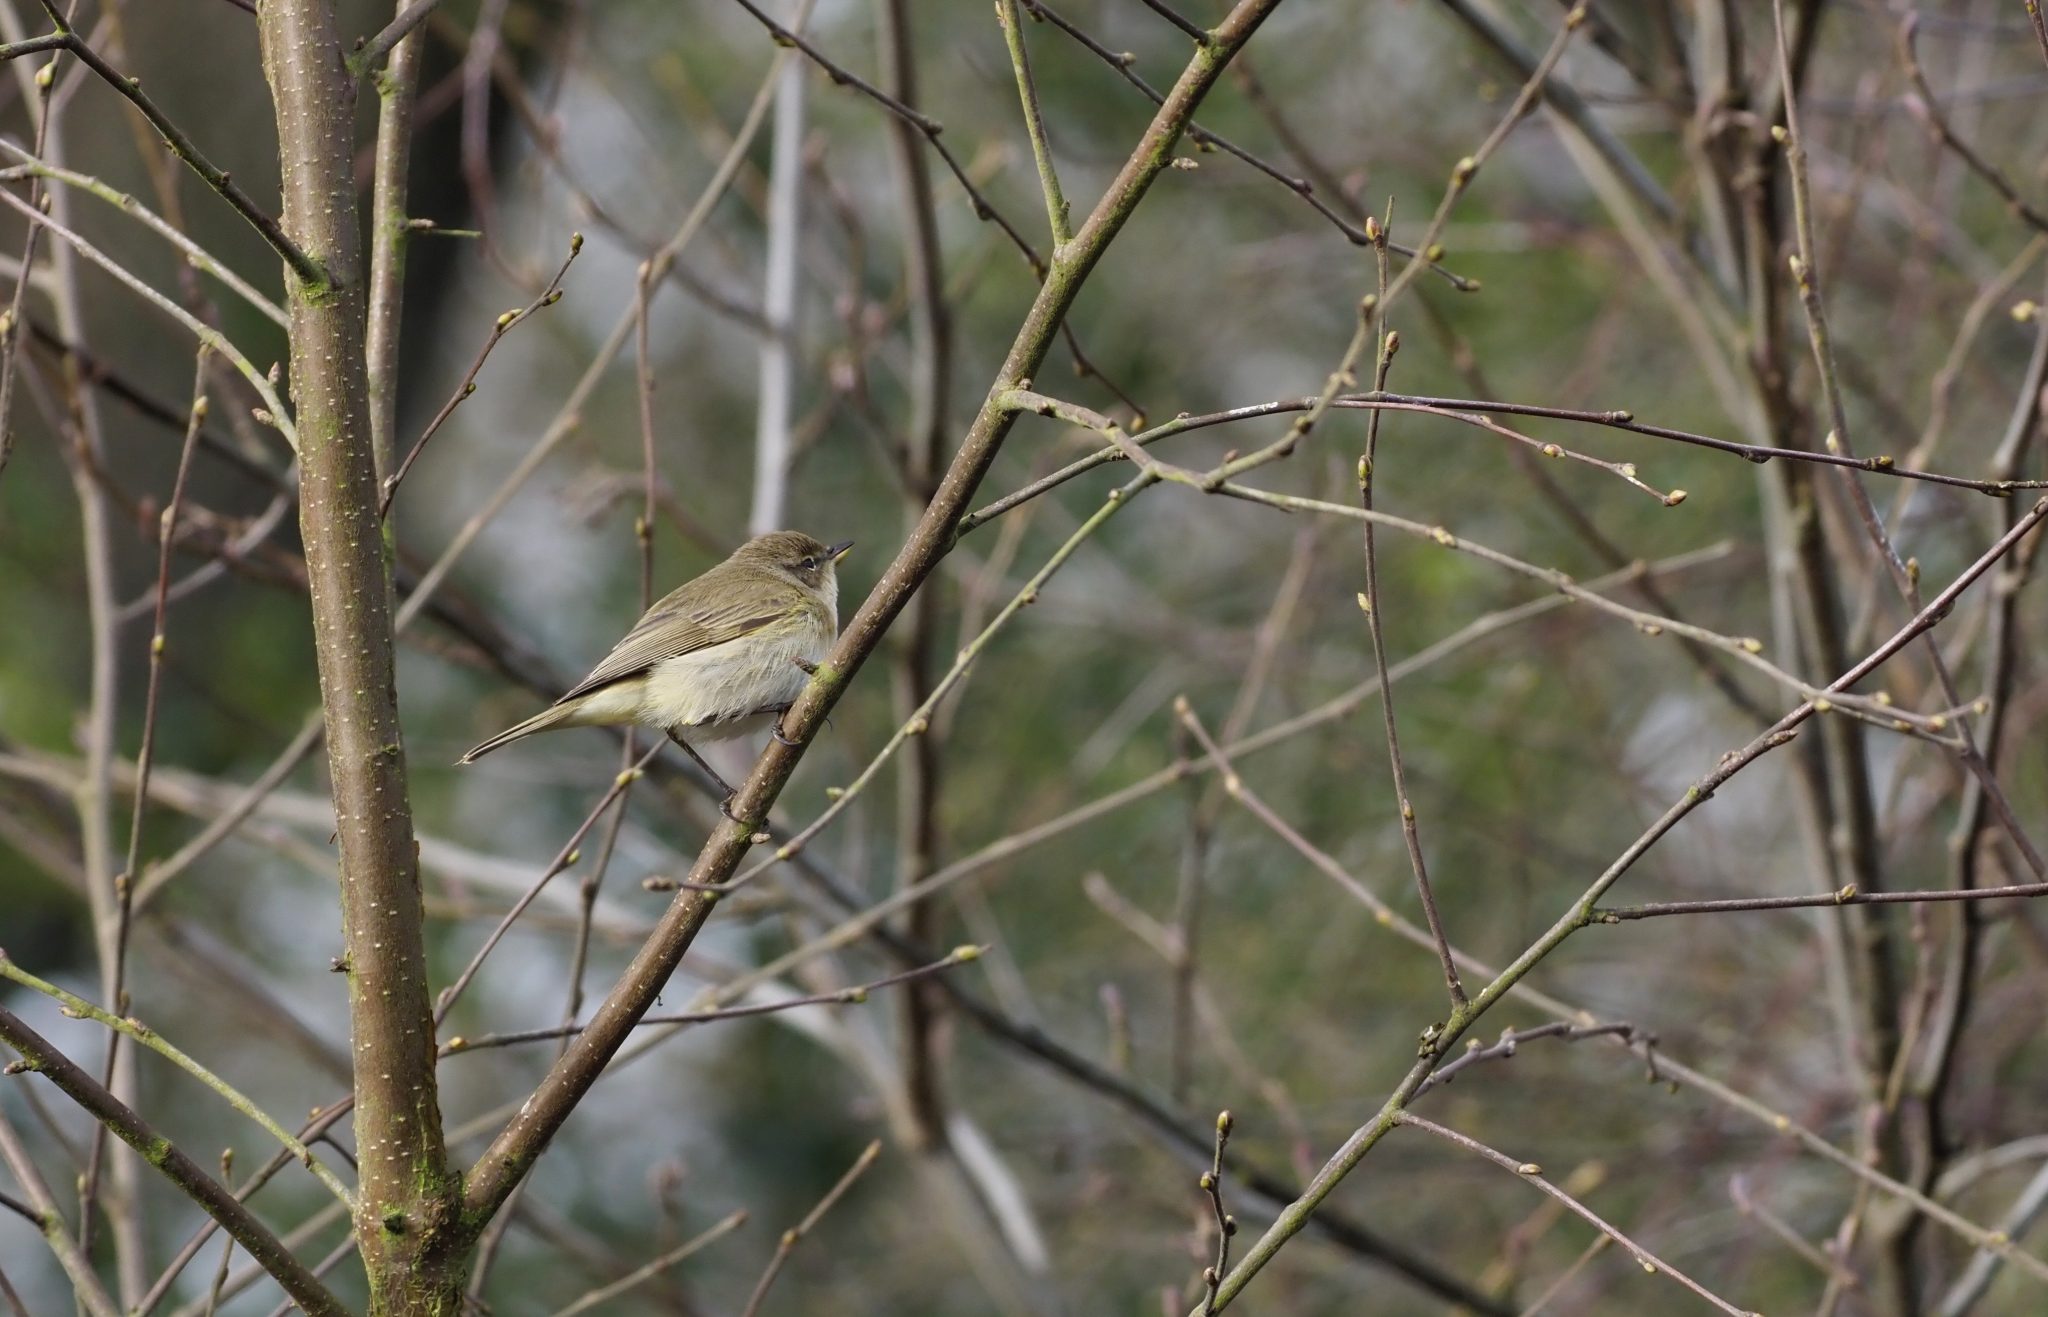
[
  {"left": 774, "top": 658, "right": 824, "bottom": 745},
  {"left": 664, "top": 728, "right": 743, "bottom": 819},
  {"left": 767, "top": 703, "right": 801, "bottom": 747}
]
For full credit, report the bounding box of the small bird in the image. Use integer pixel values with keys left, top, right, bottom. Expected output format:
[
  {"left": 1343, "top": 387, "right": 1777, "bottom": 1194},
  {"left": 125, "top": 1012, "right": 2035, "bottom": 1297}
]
[{"left": 459, "top": 530, "right": 852, "bottom": 805}]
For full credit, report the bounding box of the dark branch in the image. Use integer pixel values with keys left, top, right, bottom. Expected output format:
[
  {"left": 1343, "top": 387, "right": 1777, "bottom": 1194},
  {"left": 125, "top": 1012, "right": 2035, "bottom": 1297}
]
[{"left": 0, "top": 1007, "right": 349, "bottom": 1317}]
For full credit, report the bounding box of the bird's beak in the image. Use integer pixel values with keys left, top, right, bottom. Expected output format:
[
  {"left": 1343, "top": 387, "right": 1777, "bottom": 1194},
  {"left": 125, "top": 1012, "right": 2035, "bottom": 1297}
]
[{"left": 826, "top": 539, "right": 854, "bottom": 563}]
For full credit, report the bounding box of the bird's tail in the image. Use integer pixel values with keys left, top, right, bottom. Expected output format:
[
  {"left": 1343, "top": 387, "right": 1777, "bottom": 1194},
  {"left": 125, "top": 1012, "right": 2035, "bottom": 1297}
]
[{"left": 458, "top": 703, "right": 580, "bottom": 765}]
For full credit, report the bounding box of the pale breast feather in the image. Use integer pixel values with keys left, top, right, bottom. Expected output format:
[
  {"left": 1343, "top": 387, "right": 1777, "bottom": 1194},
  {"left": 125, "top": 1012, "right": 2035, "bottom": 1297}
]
[{"left": 640, "top": 618, "right": 827, "bottom": 732}]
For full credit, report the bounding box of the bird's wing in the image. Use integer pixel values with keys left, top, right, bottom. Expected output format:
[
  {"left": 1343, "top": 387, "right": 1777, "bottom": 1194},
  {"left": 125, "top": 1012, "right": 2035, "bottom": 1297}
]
[{"left": 556, "top": 584, "right": 803, "bottom": 705}]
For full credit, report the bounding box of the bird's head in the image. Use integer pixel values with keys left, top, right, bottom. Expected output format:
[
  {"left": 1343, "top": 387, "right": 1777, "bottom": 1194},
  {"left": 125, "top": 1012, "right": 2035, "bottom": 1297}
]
[{"left": 734, "top": 530, "right": 854, "bottom": 595}]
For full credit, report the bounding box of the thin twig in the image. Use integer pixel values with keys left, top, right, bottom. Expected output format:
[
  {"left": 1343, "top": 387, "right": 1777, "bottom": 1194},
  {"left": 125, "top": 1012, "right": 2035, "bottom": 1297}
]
[
  {"left": 1142, "top": 477, "right": 1959, "bottom": 741},
  {"left": 0, "top": 186, "right": 296, "bottom": 448},
  {"left": 1897, "top": 16, "right": 2048, "bottom": 236},
  {"left": 196, "top": 1151, "right": 238, "bottom": 1316},
  {"left": 0, "top": 1104, "right": 121, "bottom": 1317},
  {"left": 131, "top": 710, "right": 325, "bottom": 912},
  {"left": 737, "top": 1140, "right": 883, "bottom": 1317},
  {"left": 1596, "top": 881, "right": 2048, "bottom": 920},
  {"left": 1414, "top": 1023, "right": 1640, "bottom": 1097},
  {"left": 997, "top": 0, "right": 1071, "bottom": 246},
  {"left": 0, "top": 1264, "right": 30, "bottom": 1317},
  {"left": 963, "top": 389, "right": 2044, "bottom": 537},
  {"left": 0, "top": 958, "right": 354, "bottom": 1206},
  {"left": 434, "top": 744, "right": 663, "bottom": 1025},
  {"left": 0, "top": 49, "right": 53, "bottom": 485},
  {"left": 1728, "top": 1175, "right": 1859, "bottom": 1289},
  {"left": 1355, "top": 232, "right": 1465, "bottom": 1009},
  {"left": 1020, "top": 0, "right": 1479, "bottom": 290},
  {"left": 1517, "top": 1235, "right": 1611, "bottom": 1317},
  {"left": 723, "top": 0, "right": 1142, "bottom": 415},
  {"left": 379, "top": 232, "right": 581, "bottom": 516},
  {"left": 1198, "top": 1110, "right": 1235, "bottom": 1313},
  {"left": 8, "top": 16, "right": 322, "bottom": 286},
  {"left": 550, "top": 1209, "right": 749, "bottom": 1316},
  {"left": 0, "top": 1007, "right": 350, "bottom": 1316},
  {"left": 350, "top": 0, "right": 442, "bottom": 77},
  {"left": 94, "top": 356, "right": 210, "bottom": 1246},
  {"left": 442, "top": 945, "right": 984, "bottom": 1053},
  {"left": 0, "top": 151, "right": 287, "bottom": 326},
  {"left": 1137, "top": 0, "right": 1211, "bottom": 45},
  {"left": 1396, "top": 1112, "right": 1757, "bottom": 1316},
  {"left": 1774, "top": 0, "right": 2048, "bottom": 883}
]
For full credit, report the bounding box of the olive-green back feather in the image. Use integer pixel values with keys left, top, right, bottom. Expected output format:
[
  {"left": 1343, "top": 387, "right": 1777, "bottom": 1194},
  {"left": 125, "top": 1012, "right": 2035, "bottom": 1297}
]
[{"left": 554, "top": 567, "right": 810, "bottom": 705}]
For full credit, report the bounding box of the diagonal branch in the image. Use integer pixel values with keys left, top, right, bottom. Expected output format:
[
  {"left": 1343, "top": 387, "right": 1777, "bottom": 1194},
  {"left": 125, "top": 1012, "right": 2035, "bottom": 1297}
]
[
  {"left": 737, "top": 1141, "right": 882, "bottom": 1317},
  {"left": 1396, "top": 1113, "right": 1754, "bottom": 1316},
  {"left": 0, "top": 1007, "right": 349, "bottom": 1317},
  {"left": 457, "top": 0, "right": 1287, "bottom": 1230},
  {"left": 1354, "top": 232, "right": 1465, "bottom": 1009},
  {"left": 1773, "top": 0, "right": 2048, "bottom": 883},
  {"left": 996, "top": 0, "right": 1071, "bottom": 247},
  {"left": 1897, "top": 16, "right": 2048, "bottom": 236},
  {"left": 1205, "top": 499, "right": 2048, "bottom": 1307},
  {"left": 6, "top": 14, "right": 323, "bottom": 287},
  {"left": 0, "top": 957, "right": 353, "bottom": 1205},
  {"left": 0, "top": 187, "right": 297, "bottom": 450},
  {"left": 0, "top": 150, "right": 287, "bottom": 327},
  {"left": 0, "top": 1103, "right": 119, "bottom": 1317},
  {"left": 349, "top": 0, "right": 442, "bottom": 78}
]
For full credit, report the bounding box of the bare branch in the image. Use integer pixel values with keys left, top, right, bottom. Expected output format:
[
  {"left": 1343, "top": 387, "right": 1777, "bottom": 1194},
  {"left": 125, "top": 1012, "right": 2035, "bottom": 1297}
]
[
  {"left": 1396, "top": 1112, "right": 1756, "bottom": 1316},
  {"left": 0, "top": 957, "right": 353, "bottom": 1205},
  {"left": 380, "top": 233, "right": 581, "bottom": 516},
  {"left": 739, "top": 1141, "right": 882, "bottom": 1317},
  {"left": 350, "top": 0, "right": 442, "bottom": 78},
  {"left": 550, "top": 1209, "right": 749, "bottom": 1317},
  {"left": 0, "top": 1103, "right": 120, "bottom": 1317},
  {"left": 1197, "top": 1111, "right": 1234, "bottom": 1313},
  {"left": 0, "top": 1007, "right": 349, "bottom": 1317},
  {"left": 997, "top": 0, "right": 1071, "bottom": 246},
  {"left": 6, "top": 18, "right": 323, "bottom": 286},
  {"left": 459, "top": 0, "right": 1286, "bottom": 1228}
]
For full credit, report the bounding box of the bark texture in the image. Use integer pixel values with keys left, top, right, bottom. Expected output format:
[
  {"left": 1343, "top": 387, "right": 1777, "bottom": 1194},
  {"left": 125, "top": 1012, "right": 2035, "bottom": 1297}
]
[{"left": 255, "top": 4, "right": 461, "bottom": 1310}]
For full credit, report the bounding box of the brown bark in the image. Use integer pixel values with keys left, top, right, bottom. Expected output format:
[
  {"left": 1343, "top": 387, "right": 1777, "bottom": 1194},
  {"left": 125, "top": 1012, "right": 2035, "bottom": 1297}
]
[{"left": 255, "top": 2, "right": 460, "bottom": 1310}]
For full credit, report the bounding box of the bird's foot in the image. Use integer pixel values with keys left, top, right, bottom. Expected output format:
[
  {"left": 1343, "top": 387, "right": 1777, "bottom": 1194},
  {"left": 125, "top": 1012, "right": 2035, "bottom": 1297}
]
[{"left": 772, "top": 704, "right": 802, "bottom": 747}]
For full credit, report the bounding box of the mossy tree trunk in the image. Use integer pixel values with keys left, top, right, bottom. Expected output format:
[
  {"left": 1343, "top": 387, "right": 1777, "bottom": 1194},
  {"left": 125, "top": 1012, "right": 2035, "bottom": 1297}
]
[{"left": 255, "top": 2, "right": 464, "bottom": 1310}]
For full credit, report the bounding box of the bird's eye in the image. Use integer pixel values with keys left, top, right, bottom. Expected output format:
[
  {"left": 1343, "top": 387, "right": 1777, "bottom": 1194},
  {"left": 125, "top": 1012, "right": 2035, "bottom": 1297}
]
[{"left": 798, "top": 557, "right": 815, "bottom": 570}]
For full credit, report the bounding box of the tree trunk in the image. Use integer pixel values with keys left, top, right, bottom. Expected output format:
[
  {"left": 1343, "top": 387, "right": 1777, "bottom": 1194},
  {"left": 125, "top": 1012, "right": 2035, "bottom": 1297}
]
[{"left": 255, "top": 2, "right": 462, "bottom": 1310}]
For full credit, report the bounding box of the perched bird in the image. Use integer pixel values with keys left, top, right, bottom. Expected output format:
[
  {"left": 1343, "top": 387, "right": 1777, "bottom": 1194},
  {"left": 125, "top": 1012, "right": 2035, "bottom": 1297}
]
[{"left": 459, "top": 530, "right": 852, "bottom": 803}]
